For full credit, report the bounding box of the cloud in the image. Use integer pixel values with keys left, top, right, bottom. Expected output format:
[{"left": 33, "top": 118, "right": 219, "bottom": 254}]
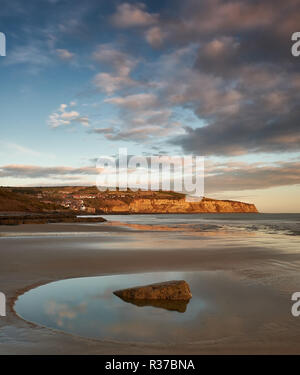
[
  {"left": 104, "top": 93, "right": 158, "bottom": 109},
  {"left": 145, "top": 26, "right": 166, "bottom": 47},
  {"left": 56, "top": 48, "right": 75, "bottom": 61},
  {"left": 45, "top": 300, "right": 87, "bottom": 327},
  {"left": 147, "top": 0, "right": 299, "bottom": 50},
  {"left": 49, "top": 103, "right": 89, "bottom": 128},
  {"left": 1, "top": 159, "right": 299, "bottom": 195},
  {"left": 96, "top": 123, "right": 182, "bottom": 142},
  {"left": 89, "top": 127, "right": 116, "bottom": 135},
  {"left": 4, "top": 44, "right": 52, "bottom": 70},
  {"left": 90, "top": 122, "right": 182, "bottom": 142},
  {"left": 0, "top": 141, "right": 42, "bottom": 157},
  {"left": 0, "top": 164, "right": 99, "bottom": 178},
  {"left": 121, "top": 0, "right": 300, "bottom": 156},
  {"left": 204, "top": 160, "right": 300, "bottom": 193},
  {"left": 111, "top": 3, "right": 158, "bottom": 28},
  {"left": 97, "top": 93, "right": 183, "bottom": 141},
  {"left": 93, "top": 72, "right": 137, "bottom": 95},
  {"left": 92, "top": 44, "right": 139, "bottom": 94},
  {"left": 92, "top": 44, "right": 138, "bottom": 76},
  {"left": 40, "top": 0, "right": 300, "bottom": 157},
  {"left": 168, "top": 62, "right": 300, "bottom": 155}
]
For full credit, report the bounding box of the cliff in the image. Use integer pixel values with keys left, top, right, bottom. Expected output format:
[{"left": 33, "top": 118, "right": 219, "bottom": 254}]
[
  {"left": 0, "top": 188, "right": 61, "bottom": 212},
  {"left": 0, "top": 187, "right": 258, "bottom": 214},
  {"left": 98, "top": 197, "right": 258, "bottom": 214}
]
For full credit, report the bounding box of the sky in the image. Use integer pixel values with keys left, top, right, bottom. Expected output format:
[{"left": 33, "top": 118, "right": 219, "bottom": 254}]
[{"left": 0, "top": 0, "right": 300, "bottom": 212}]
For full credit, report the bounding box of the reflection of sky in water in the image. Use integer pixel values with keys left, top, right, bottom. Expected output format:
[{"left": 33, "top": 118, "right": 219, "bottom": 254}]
[
  {"left": 14, "top": 270, "right": 297, "bottom": 345},
  {"left": 15, "top": 272, "right": 207, "bottom": 344}
]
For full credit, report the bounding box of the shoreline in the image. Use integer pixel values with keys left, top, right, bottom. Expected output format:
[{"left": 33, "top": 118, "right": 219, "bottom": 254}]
[
  {"left": 0, "top": 213, "right": 107, "bottom": 226},
  {"left": 1, "top": 222, "right": 300, "bottom": 354}
]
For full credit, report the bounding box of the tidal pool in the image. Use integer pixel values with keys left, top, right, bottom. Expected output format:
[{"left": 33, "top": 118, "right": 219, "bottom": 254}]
[{"left": 14, "top": 271, "right": 290, "bottom": 345}]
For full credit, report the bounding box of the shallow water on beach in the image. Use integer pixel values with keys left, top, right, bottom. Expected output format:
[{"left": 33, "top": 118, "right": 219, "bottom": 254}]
[
  {"left": 14, "top": 270, "right": 300, "bottom": 345},
  {"left": 7, "top": 213, "right": 300, "bottom": 349},
  {"left": 101, "top": 213, "right": 300, "bottom": 237}
]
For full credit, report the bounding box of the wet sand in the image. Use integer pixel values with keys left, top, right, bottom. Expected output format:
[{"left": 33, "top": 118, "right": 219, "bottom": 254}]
[{"left": 1, "top": 222, "right": 300, "bottom": 354}]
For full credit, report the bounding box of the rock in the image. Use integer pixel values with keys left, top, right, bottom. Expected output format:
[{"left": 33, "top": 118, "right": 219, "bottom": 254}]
[
  {"left": 101, "top": 197, "right": 258, "bottom": 214},
  {"left": 113, "top": 280, "right": 192, "bottom": 301}
]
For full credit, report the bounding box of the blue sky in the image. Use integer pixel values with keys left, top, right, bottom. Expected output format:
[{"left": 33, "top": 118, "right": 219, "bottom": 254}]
[{"left": 0, "top": 0, "right": 300, "bottom": 212}]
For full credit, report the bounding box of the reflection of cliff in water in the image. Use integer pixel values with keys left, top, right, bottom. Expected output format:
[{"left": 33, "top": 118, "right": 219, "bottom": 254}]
[{"left": 114, "top": 296, "right": 190, "bottom": 313}]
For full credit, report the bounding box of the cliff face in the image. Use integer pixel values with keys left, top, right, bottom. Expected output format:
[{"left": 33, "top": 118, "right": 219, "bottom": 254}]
[
  {"left": 0, "top": 187, "right": 258, "bottom": 214},
  {"left": 0, "top": 188, "right": 60, "bottom": 212},
  {"left": 100, "top": 197, "right": 258, "bottom": 214}
]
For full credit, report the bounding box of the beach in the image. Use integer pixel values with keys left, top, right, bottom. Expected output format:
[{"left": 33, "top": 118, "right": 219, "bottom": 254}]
[{"left": 1, "top": 214, "right": 300, "bottom": 354}]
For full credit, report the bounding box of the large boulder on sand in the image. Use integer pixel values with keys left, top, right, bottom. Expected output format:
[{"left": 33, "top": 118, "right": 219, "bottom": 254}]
[{"left": 113, "top": 280, "right": 192, "bottom": 301}]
